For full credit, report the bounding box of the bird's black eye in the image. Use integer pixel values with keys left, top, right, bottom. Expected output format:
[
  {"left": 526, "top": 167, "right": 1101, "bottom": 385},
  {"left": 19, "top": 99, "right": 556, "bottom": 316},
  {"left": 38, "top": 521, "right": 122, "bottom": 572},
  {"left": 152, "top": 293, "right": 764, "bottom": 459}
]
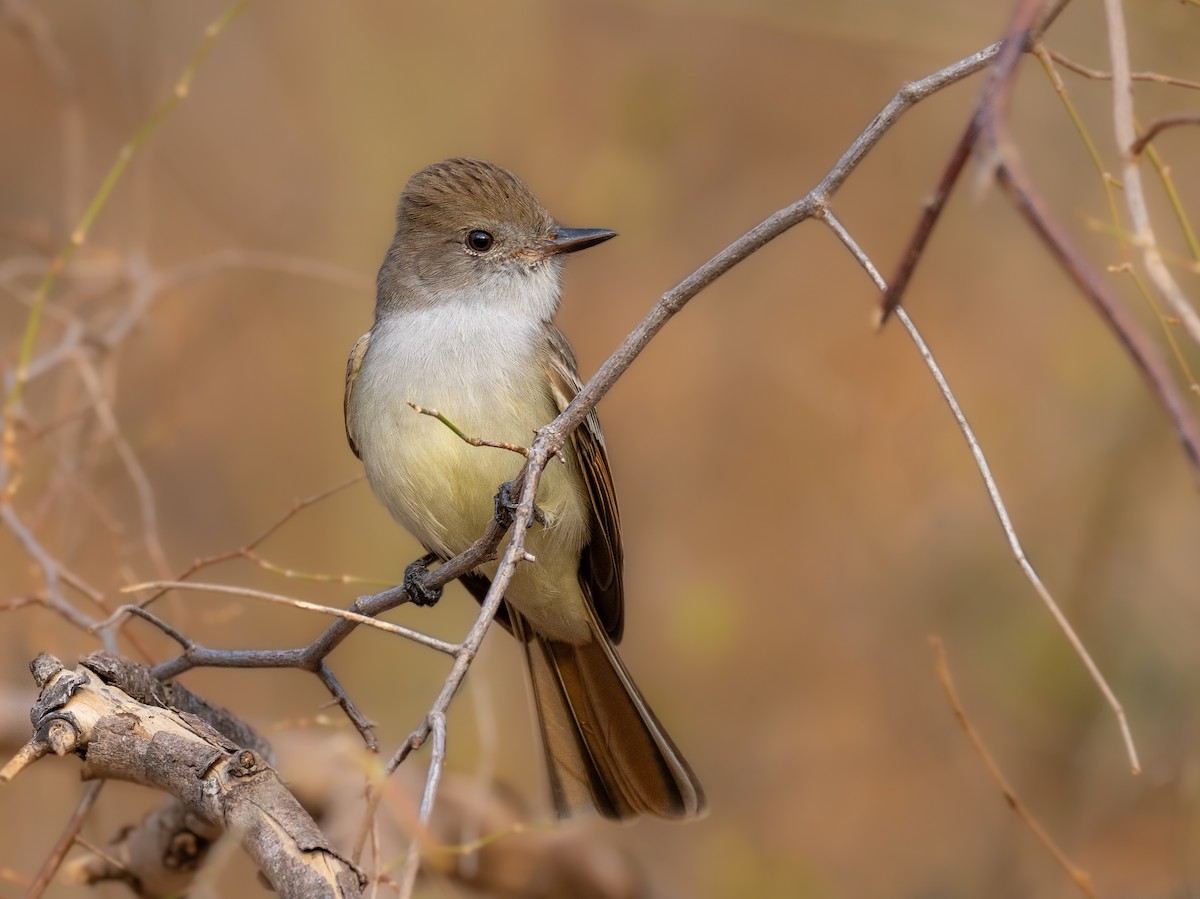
[{"left": 466, "top": 230, "right": 494, "bottom": 252}]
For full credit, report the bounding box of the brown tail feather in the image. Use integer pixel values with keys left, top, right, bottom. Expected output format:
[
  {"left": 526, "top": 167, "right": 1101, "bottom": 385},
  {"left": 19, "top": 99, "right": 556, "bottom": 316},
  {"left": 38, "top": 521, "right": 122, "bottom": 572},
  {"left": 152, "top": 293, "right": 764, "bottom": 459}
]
[{"left": 513, "top": 608, "right": 706, "bottom": 820}]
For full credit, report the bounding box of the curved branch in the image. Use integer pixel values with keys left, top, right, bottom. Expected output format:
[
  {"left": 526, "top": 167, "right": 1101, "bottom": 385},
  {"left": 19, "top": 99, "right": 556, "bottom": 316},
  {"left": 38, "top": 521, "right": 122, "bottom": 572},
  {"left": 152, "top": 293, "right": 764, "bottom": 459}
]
[{"left": 4, "top": 654, "right": 364, "bottom": 899}]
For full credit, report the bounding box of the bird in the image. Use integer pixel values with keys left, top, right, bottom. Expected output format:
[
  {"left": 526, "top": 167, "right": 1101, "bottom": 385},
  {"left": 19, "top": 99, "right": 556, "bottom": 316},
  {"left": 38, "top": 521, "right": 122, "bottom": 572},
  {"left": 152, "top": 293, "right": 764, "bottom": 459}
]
[{"left": 344, "top": 157, "right": 705, "bottom": 820}]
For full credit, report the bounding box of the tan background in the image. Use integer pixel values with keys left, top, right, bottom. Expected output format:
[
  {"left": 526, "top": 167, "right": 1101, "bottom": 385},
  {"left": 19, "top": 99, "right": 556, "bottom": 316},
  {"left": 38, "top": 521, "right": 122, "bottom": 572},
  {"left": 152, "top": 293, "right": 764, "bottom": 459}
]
[{"left": 2, "top": 1, "right": 1199, "bottom": 896}]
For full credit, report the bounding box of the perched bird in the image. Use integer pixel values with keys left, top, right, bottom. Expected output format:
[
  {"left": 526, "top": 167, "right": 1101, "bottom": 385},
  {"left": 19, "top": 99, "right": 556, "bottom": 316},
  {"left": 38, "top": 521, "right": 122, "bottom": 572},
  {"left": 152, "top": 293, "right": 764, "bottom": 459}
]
[{"left": 344, "top": 158, "right": 704, "bottom": 820}]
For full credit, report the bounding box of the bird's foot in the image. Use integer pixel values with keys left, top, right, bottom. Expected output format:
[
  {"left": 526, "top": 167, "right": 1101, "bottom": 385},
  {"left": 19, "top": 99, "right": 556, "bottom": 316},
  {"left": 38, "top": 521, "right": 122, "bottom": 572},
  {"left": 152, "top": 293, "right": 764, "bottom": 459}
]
[
  {"left": 403, "top": 552, "right": 442, "bottom": 607},
  {"left": 494, "top": 481, "right": 548, "bottom": 529}
]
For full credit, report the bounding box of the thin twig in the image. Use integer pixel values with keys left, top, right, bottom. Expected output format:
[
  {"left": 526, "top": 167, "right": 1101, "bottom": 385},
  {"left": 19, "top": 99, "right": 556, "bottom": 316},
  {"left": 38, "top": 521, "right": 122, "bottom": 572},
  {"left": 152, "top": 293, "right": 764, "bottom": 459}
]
[
  {"left": 1046, "top": 48, "right": 1200, "bottom": 91},
  {"left": 992, "top": 99, "right": 1200, "bottom": 476},
  {"left": 126, "top": 473, "right": 366, "bottom": 618},
  {"left": 1102, "top": 0, "right": 1200, "bottom": 348},
  {"left": 1141, "top": 144, "right": 1200, "bottom": 264},
  {"left": 1038, "top": 40, "right": 1200, "bottom": 393},
  {"left": 69, "top": 352, "right": 171, "bottom": 577},
  {"left": 879, "top": 2, "right": 1038, "bottom": 325},
  {"left": 395, "top": 713, "right": 447, "bottom": 897},
  {"left": 70, "top": 837, "right": 130, "bottom": 882},
  {"left": 1130, "top": 112, "right": 1200, "bottom": 156},
  {"left": 21, "top": 781, "right": 104, "bottom": 899},
  {"left": 823, "top": 209, "right": 1140, "bottom": 774},
  {"left": 550, "top": 40, "right": 1014, "bottom": 443},
  {"left": 406, "top": 402, "right": 571, "bottom": 478},
  {"left": 931, "top": 637, "right": 1098, "bottom": 898},
  {"left": 407, "top": 402, "right": 537, "bottom": 458},
  {"left": 876, "top": 116, "right": 980, "bottom": 326},
  {"left": 878, "top": 0, "right": 1200, "bottom": 472},
  {"left": 1, "top": 0, "right": 252, "bottom": 481},
  {"left": 241, "top": 550, "right": 391, "bottom": 587},
  {"left": 0, "top": 505, "right": 96, "bottom": 633},
  {"left": 390, "top": 447, "right": 547, "bottom": 899},
  {"left": 0, "top": 0, "right": 86, "bottom": 225},
  {"left": 114, "top": 583, "right": 460, "bottom": 656},
  {"left": 152, "top": 247, "right": 372, "bottom": 296},
  {"left": 920, "top": 2, "right": 1149, "bottom": 765},
  {"left": 381, "top": 27, "right": 1114, "bottom": 892}
]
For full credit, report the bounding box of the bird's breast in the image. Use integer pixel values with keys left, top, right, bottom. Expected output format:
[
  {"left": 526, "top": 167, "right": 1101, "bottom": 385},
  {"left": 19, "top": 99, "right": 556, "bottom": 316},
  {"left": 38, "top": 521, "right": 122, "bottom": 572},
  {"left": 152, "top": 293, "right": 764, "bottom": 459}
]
[{"left": 347, "top": 306, "right": 590, "bottom": 581}]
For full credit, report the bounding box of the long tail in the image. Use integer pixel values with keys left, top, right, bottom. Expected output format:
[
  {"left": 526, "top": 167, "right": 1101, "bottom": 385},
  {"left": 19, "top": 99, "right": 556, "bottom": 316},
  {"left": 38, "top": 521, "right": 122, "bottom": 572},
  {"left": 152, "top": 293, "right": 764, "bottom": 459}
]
[{"left": 513, "top": 608, "right": 706, "bottom": 820}]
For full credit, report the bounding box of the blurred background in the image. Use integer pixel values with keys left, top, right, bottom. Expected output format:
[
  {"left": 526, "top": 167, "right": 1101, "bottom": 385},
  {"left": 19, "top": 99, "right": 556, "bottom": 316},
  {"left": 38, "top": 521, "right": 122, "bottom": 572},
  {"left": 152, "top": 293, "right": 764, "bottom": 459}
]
[{"left": 2, "top": 1, "right": 1199, "bottom": 896}]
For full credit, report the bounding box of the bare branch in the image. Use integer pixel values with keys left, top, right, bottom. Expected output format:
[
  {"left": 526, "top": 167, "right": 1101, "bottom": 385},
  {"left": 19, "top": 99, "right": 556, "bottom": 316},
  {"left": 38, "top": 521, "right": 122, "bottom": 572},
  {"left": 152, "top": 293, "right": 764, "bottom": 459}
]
[
  {"left": 0, "top": 505, "right": 98, "bottom": 633},
  {"left": 1, "top": 0, "right": 252, "bottom": 485},
  {"left": 552, "top": 42, "right": 1010, "bottom": 444},
  {"left": 1046, "top": 48, "right": 1200, "bottom": 91},
  {"left": 8, "top": 4, "right": 1189, "bottom": 894},
  {"left": 1102, "top": 0, "right": 1200, "bottom": 350},
  {"left": 407, "top": 401, "right": 550, "bottom": 459},
  {"left": 162, "top": 474, "right": 367, "bottom": 590},
  {"left": 61, "top": 797, "right": 216, "bottom": 895},
  {"left": 69, "top": 352, "right": 171, "bottom": 577},
  {"left": 931, "top": 637, "right": 1098, "bottom": 898},
  {"left": 5, "top": 655, "right": 365, "bottom": 898},
  {"left": 823, "top": 209, "right": 1140, "bottom": 773},
  {"left": 876, "top": 0, "right": 1200, "bottom": 473},
  {"left": 878, "top": 1, "right": 1043, "bottom": 325},
  {"left": 19, "top": 782, "right": 104, "bottom": 899},
  {"left": 996, "top": 137, "right": 1200, "bottom": 476},
  {"left": 0, "top": 0, "right": 86, "bottom": 224},
  {"left": 116, "top": 582, "right": 460, "bottom": 655},
  {"left": 1130, "top": 112, "right": 1200, "bottom": 156}
]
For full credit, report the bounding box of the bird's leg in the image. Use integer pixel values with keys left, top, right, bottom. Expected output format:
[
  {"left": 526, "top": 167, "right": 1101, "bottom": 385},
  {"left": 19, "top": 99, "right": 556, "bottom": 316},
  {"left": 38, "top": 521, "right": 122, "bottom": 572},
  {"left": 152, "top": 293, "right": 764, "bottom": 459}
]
[
  {"left": 403, "top": 552, "right": 443, "bottom": 607},
  {"left": 494, "top": 481, "right": 548, "bottom": 529}
]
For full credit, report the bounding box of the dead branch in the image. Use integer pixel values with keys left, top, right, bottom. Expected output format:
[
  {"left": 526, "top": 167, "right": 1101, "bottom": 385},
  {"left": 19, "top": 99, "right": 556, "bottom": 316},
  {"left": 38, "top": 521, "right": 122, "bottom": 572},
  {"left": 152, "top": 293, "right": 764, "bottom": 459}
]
[
  {"left": 60, "top": 797, "right": 217, "bottom": 898},
  {"left": 2, "top": 654, "right": 364, "bottom": 898}
]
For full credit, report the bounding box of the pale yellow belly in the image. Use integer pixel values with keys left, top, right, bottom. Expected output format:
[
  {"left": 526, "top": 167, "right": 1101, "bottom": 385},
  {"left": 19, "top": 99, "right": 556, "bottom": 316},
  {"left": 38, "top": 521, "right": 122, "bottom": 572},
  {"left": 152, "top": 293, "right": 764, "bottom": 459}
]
[{"left": 352, "top": 345, "right": 594, "bottom": 643}]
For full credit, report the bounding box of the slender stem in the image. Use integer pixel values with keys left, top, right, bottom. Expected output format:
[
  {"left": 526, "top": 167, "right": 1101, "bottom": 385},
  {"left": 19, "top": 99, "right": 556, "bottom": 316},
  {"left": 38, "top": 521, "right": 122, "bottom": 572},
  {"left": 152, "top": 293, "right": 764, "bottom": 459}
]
[
  {"left": 1101, "top": 0, "right": 1200, "bottom": 347},
  {"left": 1, "top": 0, "right": 252, "bottom": 481},
  {"left": 22, "top": 782, "right": 104, "bottom": 899},
  {"left": 823, "top": 209, "right": 1139, "bottom": 774}
]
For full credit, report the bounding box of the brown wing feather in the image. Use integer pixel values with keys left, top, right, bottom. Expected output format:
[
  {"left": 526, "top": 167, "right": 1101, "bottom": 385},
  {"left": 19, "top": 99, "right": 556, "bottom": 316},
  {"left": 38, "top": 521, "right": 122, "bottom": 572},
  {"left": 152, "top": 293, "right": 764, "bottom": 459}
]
[
  {"left": 343, "top": 330, "right": 371, "bottom": 459},
  {"left": 543, "top": 326, "right": 625, "bottom": 642}
]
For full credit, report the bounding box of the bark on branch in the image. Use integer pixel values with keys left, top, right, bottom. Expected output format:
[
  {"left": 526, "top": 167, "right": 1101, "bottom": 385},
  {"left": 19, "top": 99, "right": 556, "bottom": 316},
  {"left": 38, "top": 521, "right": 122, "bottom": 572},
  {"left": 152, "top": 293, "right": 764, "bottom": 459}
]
[{"left": 1, "top": 654, "right": 364, "bottom": 899}]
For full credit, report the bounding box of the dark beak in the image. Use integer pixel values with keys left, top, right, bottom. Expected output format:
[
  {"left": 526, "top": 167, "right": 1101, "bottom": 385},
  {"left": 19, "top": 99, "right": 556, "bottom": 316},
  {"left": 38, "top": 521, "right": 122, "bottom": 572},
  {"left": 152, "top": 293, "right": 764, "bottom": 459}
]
[{"left": 542, "top": 227, "right": 617, "bottom": 256}]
